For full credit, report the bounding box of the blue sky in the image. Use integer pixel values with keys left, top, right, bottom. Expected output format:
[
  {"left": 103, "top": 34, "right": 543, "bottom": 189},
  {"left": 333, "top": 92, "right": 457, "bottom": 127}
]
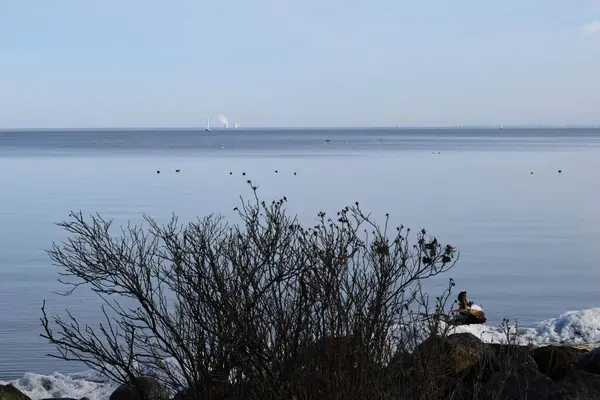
[{"left": 1, "top": 0, "right": 600, "bottom": 128}]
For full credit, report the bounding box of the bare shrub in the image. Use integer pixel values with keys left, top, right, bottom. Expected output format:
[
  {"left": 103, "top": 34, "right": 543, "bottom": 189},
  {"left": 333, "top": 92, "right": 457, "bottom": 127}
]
[{"left": 41, "top": 182, "right": 459, "bottom": 400}]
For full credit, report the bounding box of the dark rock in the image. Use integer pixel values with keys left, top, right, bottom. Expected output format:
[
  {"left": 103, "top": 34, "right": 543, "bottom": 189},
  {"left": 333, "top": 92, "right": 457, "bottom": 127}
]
[
  {"left": 293, "top": 336, "right": 366, "bottom": 370},
  {"left": 40, "top": 398, "right": 79, "bottom": 400},
  {"left": 531, "top": 345, "right": 587, "bottom": 381},
  {"left": 398, "top": 375, "right": 471, "bottom": 400},
  {"left": 548, "top": 370, "right": 600, "bottom": 400},
  {"left": 171, "top": 380, "right": 242, "bottom": 400},
  {"left": 385, "top": 350, "right": 415, "bottom": 387},
  {"left": 388, "top": 350, "right": 414, "bottom": 371},
  {"left": 443, "top": 343, "right": 537, "bottom": 397},
  {"left": 0, "top": 385, "right": 30, "bottom": 400},
  {"left": 414, "top": 332, "right": 494, "bottom": 377},
  {"left": 576, "top": 347, "right": 600, "bottom": 375},
  {"left": 171, "top": 390, "right": 191, "bottom": 400},
  {"left": 490, "top": 343, "right": 538, "bottom": 372},
  {"left": 450, "top": 383, "right": 476, "bottom": 400},
  {"left": 281, "top": 336, "right": 385, "bottom": 398},
  {"left": 289, "top": 336, "right": 376, "bottom": 389},
  {"left": 480, "top": 365, "right": 553, "bottom": 400},
  {"left": 109, "top": 376, "right": 168, "bottom": 400},
  {"left": 470, "top": 343, "right": 541, "bottom": 388},
  {"left": 40, "top": 378, "right": 53, "bottom": 392}
]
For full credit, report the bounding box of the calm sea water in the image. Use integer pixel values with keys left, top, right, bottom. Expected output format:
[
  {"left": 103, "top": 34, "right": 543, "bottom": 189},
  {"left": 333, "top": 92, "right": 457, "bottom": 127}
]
[{"left": 1, "top": 127, "right": 600, "bottom": 379}]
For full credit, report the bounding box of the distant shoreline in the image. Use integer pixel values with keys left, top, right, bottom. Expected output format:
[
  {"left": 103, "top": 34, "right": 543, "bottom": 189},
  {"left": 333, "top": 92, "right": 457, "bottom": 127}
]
[{"left": 2, "top": 126, "right": 600, "bottom": 132}]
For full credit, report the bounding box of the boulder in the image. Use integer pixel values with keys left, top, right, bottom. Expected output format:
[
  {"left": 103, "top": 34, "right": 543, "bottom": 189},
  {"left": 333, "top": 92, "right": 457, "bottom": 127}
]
[
  {"left": 286, "top": 335, "right": 376, "bottom": 389},
  {"left": 397, "top": 375, "right": 472, "bottom": 400},
  {"left": 387, "top": 350, "right": 414, "bottom": 373},
  {"left": 40, "top": 398, "right": 80, "bottom": 400},
  {"left": 414, "top": 332, "right": 494, "bottom": 377},
  {"left": 0, "top": 385, "right": 30, "bottom": 400},
  {"left": 480, "top": 365, "right": 553, "bottom": 400},
  {"left": 109, "top": 376, "right": 168, "bottom": 400},
  {"left": 171, "top": 390, "right": 190, "bottom": 400},
  {"left": 547, "top": 370, "right": 600, "bottom": 400},
  {"left": 576, "top": 347, "right": 600, "bottom": 375},
  {"left": 171, "top": 381, "right": 239, "bottom": 400},
  {"left": 294, "top": 336, "right": 365, "bottom": 369},
  {"left": 466, "top": 344, "right": 540, "bottom": 394},
  {"left": 490, "top": 343, "right": 538, "bottom": 372},
  {"left": 40, "top": 378, "right": 53, "bottom": 392},
  {"left": 531, "top": 345, "right": 587, "bottom": 381}
]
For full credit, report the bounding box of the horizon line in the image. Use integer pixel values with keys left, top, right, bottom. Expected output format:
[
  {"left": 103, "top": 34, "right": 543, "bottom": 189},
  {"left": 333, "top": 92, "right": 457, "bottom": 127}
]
[{"left": 2, "top": 124, "right": 600, "bottom": 132}]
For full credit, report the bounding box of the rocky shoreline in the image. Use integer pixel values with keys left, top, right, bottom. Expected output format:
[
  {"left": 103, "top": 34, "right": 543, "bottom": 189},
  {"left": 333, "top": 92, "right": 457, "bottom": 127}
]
[
  {"left": 396, "top": 333, "right": 600, "bottom": 399},
  {"left": 536, "top": 341, "right": 600, "bottom": 351},
  {"left": 3, "top": 334, "right": 600, "bottom": 400}
]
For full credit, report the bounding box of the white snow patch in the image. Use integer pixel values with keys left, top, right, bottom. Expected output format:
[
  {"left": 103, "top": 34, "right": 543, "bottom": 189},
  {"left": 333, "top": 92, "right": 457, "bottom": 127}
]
[
  {"left": 451, "top": 307, "right": 600, "bottom": 346},
  {"left": 0, "top": 371, "right": 117, "bottom": 400}
]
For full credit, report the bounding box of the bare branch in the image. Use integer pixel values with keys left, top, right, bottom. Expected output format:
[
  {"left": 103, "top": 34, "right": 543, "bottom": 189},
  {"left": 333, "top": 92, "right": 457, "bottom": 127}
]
[{"left": 41, "top": 182, "right": 460, "bottom": 399}]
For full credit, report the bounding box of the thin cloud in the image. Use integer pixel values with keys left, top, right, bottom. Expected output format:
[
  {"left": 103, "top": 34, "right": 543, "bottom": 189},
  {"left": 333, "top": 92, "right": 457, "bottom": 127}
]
[{"left": 581, "top": 20, "right": 600, "bottom": 36}]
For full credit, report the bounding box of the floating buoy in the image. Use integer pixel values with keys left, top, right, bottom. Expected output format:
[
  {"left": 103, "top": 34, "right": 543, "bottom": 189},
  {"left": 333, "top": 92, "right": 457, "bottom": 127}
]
[{"left": 157, "top": 170, "right": 160, "bottom": 174}]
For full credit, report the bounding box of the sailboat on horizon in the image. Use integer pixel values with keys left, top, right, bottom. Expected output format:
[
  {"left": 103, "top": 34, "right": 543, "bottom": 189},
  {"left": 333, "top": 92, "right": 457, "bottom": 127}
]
[{"left": 205, "top": 117, "right": 211, "bottom": 132}]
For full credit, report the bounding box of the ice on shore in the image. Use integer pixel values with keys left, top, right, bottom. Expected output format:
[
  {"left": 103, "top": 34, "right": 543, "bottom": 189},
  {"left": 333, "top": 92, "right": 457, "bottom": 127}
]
[
  {"left": 453, "top": 307, "right": 600, "bottom": 346},
  {"left": 0, "top": 371, "right": 117, "bottom": 400}
]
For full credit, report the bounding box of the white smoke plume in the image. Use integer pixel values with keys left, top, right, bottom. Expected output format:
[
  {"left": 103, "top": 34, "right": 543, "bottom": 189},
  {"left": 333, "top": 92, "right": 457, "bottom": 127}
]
[
  {"left": 581, "top": 21, "right": 600, "bottom": 36},
  {"left": 219, "top": 115, "right": 229, "bottom": 128}
]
